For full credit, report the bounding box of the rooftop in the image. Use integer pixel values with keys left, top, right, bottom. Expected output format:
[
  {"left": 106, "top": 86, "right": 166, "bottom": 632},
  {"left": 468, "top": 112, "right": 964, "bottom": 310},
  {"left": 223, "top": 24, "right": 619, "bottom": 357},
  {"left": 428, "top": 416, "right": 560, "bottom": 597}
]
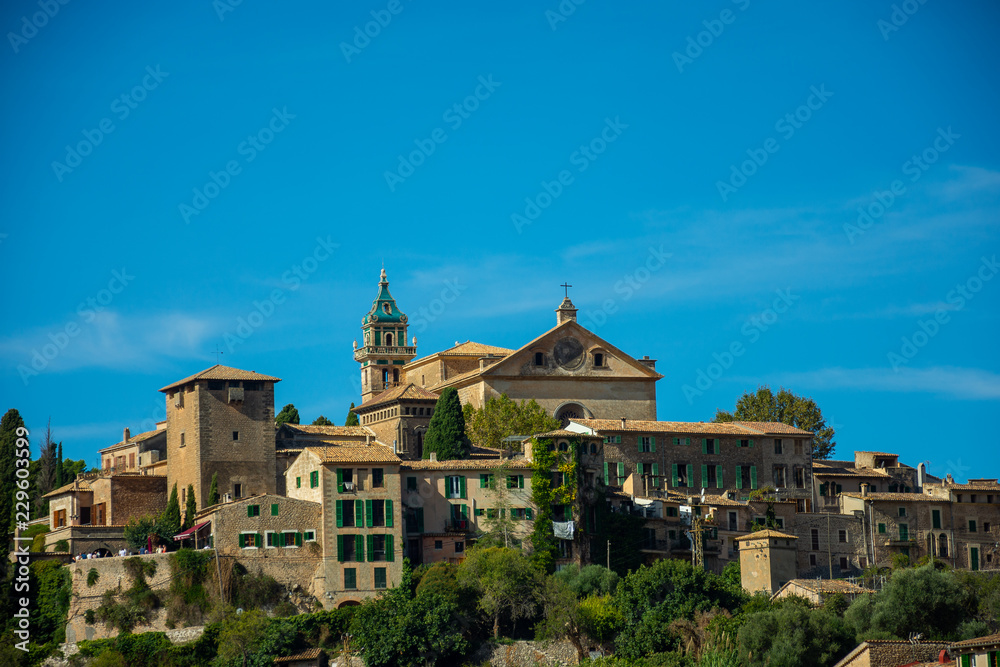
[
  {"left": 304, "top": 443, "right": 401, "bottom": 464},
  {"left": 97, "top": 428, "right": 163, "bottom": 454},
  {"left": 159, "top": 364, "right": 280, "bottom": 392},
  {"left": 778, "top": 579, "right": 875, "bottom": 595},
  {"left": 950, "top": 632, "right": 1000, "bottom": 649},
  {"left": 841, "top": 491, "right": 940, "bottom": 502},
  {"left": 735, "top": 529, "right": 799, "bottom": 541},
  {"left": 408, "top": 340, "right": 514, "bottom": 367},
  {"left": 357, "top": 382, "right": 440, "bottom": 411},
  {"left": 43, "top": 479, "right": 93, "bottom": 498},
  {"left": 281, "top": 424, "right": 371, "bottom": 438},
  {"left": 402, "top": 456, "right": 533, "bottom": 470},
  {"left": 274, "top": 648, "right": 324, "bottom": 663},
  {"left": 571, "top": 419, "right": 813, "bottom": 437}
]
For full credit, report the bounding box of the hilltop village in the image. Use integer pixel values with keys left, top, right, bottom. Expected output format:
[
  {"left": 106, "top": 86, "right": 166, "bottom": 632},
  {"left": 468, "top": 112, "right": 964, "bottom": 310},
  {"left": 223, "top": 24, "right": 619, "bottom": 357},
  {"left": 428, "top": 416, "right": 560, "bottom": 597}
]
[{"left": 34, "top": 270, "right": 1000, "bottom": 644}]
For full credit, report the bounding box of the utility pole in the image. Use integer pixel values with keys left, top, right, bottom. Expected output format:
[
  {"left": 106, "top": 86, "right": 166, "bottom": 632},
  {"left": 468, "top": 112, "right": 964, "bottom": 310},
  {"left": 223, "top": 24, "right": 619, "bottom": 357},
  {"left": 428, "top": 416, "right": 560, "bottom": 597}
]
[{"left": 827, "top": 512, "right": 834, "bottom": 579}]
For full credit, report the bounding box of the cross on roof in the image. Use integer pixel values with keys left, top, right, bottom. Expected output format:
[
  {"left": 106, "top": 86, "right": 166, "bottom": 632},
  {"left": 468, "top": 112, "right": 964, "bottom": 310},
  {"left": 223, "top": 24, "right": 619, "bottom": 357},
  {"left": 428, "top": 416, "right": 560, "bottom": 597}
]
[{"left": 560, "top": 282, "right": 572, "bottom": 298}]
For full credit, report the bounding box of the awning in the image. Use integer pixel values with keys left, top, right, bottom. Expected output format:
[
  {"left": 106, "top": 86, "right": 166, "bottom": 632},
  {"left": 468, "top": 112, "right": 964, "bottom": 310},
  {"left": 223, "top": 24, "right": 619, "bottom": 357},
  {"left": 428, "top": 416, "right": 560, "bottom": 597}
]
[{"left": 173, "top": 521, "right": 210, "bottom": 541}]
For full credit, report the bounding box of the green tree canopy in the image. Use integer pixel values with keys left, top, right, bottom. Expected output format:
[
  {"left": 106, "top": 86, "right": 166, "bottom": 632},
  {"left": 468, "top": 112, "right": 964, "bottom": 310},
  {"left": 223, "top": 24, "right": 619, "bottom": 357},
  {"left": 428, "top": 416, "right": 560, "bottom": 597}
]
[
  {"left": 737, "top": 604, "right": 854, "bottom": 667},
  {"left": 345, "top": 402, "right": 360, "bottom": 427},
  {"left": 457, "top": 546, "right": 545, "bottom": 638},
  {"left": 845, "top": 565, "right": 969, "bottom": 640},
  {"left": 423, "top": 387, "right": 471, "bottom": 460},
  {"left": 275, "top": 404, "right": 300, "bottom": 427},
  {"left": 0, "top": 408, "right": 27, "bottom": 623},
  {"left": 713, "top": 385, "right": 836, "bottom": 459},
  {"left": 311, "top": 415, "right": 333, "bottom": 426},
  {"left": 464, "top": 394, "right": 561, "bottom": 450}
]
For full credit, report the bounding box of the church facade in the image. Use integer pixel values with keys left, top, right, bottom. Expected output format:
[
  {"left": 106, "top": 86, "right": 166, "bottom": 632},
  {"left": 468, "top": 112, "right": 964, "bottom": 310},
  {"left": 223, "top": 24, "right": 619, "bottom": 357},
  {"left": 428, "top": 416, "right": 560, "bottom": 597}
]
[{"left": 352, "top": 270, "right": 662, "bottom": 459}]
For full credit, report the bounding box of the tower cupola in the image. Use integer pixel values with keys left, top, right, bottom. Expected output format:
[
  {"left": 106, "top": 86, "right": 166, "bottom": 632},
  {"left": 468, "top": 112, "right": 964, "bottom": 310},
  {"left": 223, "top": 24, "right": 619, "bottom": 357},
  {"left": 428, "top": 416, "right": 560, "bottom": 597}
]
[{"left": 354, "top": 268, "right": 417, "bottom": 401}]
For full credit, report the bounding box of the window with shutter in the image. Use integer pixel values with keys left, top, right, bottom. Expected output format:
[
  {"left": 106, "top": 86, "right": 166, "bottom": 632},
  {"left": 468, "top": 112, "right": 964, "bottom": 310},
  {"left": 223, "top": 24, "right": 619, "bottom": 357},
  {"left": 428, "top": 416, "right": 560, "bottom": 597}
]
[
  {"left": 337, "top": 535, "right": 345, "bottom": 562},
  {"left": 365, "top": 500, "right": 374, "bottom": 528},
  {"left": 337, "top": 468, "right": 344, "bottom": 493},
  {"left": 386, "top": 535, "right": 395, "bottom": 562},
  {"left": 716, "top": 465, "right": 723, "bottom": 489},
  {"left": 671, "top": 464, "right": 679, "bottom": 488},
  {"left": 701, "top": 465, "right": 709, "bottom": 487},
  {"left": 310, "top": 470, "right": 319, "bottom": 488},
  {"left": 336, "top": 500, "right": 344, "bottom": 528},
  {"left": 618, "top": 462, "right": 625, "bottom": 483},
  {"left": 367, "top": 534, "right": 375, "bottom": 562},
  {"left": 271, "top": 503, "right": 279, "bottom": 516},
  {"left": 355, "top": 535, "right": 365, "bottom": 562},
  {"left": 385, "top": 500, "right": 394, "bottom": 528},
  {"left": 750, "top": 466, "right": 758, "bottom": 490},
  {"left": 686, "top": 464, "right": 694, "bottom": 488}
]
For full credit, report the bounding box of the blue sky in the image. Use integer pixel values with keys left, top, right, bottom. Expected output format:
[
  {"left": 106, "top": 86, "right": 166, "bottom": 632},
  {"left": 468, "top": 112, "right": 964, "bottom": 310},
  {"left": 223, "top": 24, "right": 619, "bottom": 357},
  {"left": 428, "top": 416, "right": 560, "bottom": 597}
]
[{"left": 1, "top": 1, "right": 997, "bottom": 479}]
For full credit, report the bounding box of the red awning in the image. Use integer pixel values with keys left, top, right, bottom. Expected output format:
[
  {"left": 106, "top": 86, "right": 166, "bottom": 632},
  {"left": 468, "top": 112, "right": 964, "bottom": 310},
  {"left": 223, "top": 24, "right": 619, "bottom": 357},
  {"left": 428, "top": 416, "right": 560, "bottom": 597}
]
[{"left": 173, "top": 521, "right": 210, "bottom": 540}]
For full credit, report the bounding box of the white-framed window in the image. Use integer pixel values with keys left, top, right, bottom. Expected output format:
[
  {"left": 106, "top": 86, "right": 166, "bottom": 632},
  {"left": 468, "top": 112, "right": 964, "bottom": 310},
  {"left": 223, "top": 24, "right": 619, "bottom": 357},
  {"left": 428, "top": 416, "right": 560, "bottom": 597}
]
[
  {"left": 447, "top": 476, "right": 463, "bottom": 499},
  {"left": 239, "top": 532, "right": 259, "bottom": 549},
  {"left": 304, "top": 529, "right": 317, "bottom": 542},
  {"left": 265, "top": 530, "right": 277, "bottom": 548},
  {"left": 282, "top": 530, "right": 299, "bottom": 547}
]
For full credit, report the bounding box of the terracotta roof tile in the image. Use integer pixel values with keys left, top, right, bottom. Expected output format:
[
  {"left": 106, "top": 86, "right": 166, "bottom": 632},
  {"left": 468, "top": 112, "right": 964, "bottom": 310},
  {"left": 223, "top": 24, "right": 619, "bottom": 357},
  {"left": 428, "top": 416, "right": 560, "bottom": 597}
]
[
  {"left": 780, "top": 579, "right": 875, "bottom": 595},
  {"left": 305, "top": 443, "right": 401, "bottom": 464},
  {"left": 945, "top": 479, "right": 1000, "bottom": 490},
  {"left": 408, "top": 341, "right": 514, "bottom": 367},
  {"left": 283, "top": 424, "right": 371, "bottom": 438},
  {"left": 274, "top": 648, "right": 324, "bottom": 662},
  {"left": 43, "top": 479, "right": 93, "bottom": 498},
  {"left": 701, "top": 494, "right": 749, "bottom": 508},
  {"left": 735, "top": 529, "right": 798, "bottom": 541},
  {"left": 402, "top": 457, "right": 533, "bottom": 470},
  {"left": 949, "top": 632, "right": 1000, "bottom": 649},
  {"left": 159, "top": 364, "right": 280, "bottom": 392},
  {"left": 572, "top": 419, "right": 811, "bottom": 437},
  {"left": 357, "top": 383, "right": 439, "bottom": 410},
  {"left": 841, "top": 492, "right": 938, "bottom": 501},
  {"left": 814, "top": 467, "right": 890, "bottom": 479},
  {"left": 532, "top": 429, "right": 599, "bottom": 439},
  {"left": 98, "top": 428, "right": 164, "bottom": 454}
]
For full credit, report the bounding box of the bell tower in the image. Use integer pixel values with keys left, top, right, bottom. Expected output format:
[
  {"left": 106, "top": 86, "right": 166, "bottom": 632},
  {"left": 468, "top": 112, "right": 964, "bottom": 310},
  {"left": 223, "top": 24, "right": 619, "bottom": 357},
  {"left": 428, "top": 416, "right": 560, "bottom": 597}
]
[{"left": 354, "top": 268, "right": 417, "bottom": 402}]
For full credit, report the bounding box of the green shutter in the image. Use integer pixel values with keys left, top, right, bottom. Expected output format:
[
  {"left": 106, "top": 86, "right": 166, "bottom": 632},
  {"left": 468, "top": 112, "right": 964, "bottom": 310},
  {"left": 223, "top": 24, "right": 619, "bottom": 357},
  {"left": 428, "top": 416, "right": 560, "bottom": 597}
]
[
  {"left": 652, "top": 463, "right": 659, "bottom": 481},
  {"left": 673, "top": 437, "right": 679, "bottom": 446},
  {"left": 638, "top": 438, "right": 643, "bottom": 454},
  {"left": 254, "top": 533, "right": 262, "bottom": 548},
  {"left": 271, "top": 503, "right": 279, "bottom": 516},
  {"left": 480, "top": 474, "right": 489, "bottom": 488},
  {"left": 385, "top": 499, "right": 394, "bottom": 528},
  {"left": 460, "top": 476, "right": 467, "bottom": 499},
  {"left": 749, "top": 439, "right": 754, "bottom": 448},
  {"left": 355, "top": 500, "right": 363, "bottom": 527},
  {"left": 337, "top": 468, "right": 344, "bottom": 493},
  {"left": 337, "top": 535, "right": 344, "bottom": 562},
  {"left": 736, "top": 466, "right": 743, "bottom": 490},
  {"left": 367, "top": 534, "right": 375, "bottom": 562},
  {"left": 356, "top": 535, "right": 364, "bottom": 562},
  {"left": 604, "top": 462, "right": 609, "bottom": 485},
  {"left": 416, "top": 508, "right": 424, "bottom": 532},
  {"left": 296, "top": 476, "right": 301, "bottom": 488},
  {"left": 686, "top": 464, "right": 694, "bottom": 488},
  {"left": 386, "top": 534, "right": 394, "bottom": 562},
  {"left": 618, "top": 462, "right": 625, "bottom": 483},
  {"left": 462, "top": 504, "right": 468, "bottom": 520},
  {"left": 247, "top": 505, "right": 253, "bottom": 518},
  {"left": 702, "top": 439, "right": 708, "bottom": 455},
  {"left": 750, "top": 466, "right": 758, "bottom": 490},
  {"left": 701, "top": 465, "right": 709, "bottom": 487},
  {"left": 278, "top": 532, "right": 285, "bottom": 547},
  {"left": 650, "top": 436, "right": 656, "bottom": 453},
  {"left": 295, "top": 532, "right": 302, "bottom": 546},
  {"left": 519, "top": 475, "right": 525, "bottom": 489},
  {"left": 407, "top": 476, "right": 417, "bottom": 491},
  {"left": 716, "top": 465, "right": 723, "bottom": 489},
  {"left": 685, "top": 438, "right": 691, "bottom": 446},
  {"left": 671, "top": 464, "right": 679, "bottom": 488},
  {"left": 526, "top": 507, "right": 533, "bottom": 520},
  {"left": 365, "top": 499, "right": 374, "bottom": 528},
  {"left": 336, "top": 500, "right": 344, "bottom": 528}
]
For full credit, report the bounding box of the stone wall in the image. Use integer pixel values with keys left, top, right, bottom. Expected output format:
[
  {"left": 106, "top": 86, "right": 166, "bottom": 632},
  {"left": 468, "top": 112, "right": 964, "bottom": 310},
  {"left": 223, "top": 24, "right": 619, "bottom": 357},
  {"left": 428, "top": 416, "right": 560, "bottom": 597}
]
[
  {"left": 107, "top": 475, "right": 168, "bottom": 525},
  {"left": 471, "top": 640, "right": 580, "bottom": 667}
]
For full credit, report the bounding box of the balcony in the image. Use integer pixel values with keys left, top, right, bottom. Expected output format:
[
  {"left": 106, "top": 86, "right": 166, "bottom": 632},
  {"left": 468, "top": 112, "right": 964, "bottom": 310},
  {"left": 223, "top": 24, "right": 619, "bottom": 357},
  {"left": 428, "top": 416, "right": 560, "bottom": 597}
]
[
  {"left": 354, "top": 346, "right": 417, "bottom": 362},
  {"left": 887, "top": 538, "right": 916, "bottom": 548},
  {"left": 445, "top": 520, "right": 471, "bottom": 533}
]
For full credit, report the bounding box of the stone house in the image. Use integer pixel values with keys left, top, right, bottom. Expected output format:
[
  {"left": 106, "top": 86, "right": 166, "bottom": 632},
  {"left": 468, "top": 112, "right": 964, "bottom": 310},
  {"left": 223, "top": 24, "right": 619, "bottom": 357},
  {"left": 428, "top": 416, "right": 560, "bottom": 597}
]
[
  {"left": 160, "top": 364, "right": 280, "bottom": 511},
  {"left": 43, "top": 473, "right": 167, "bottom": 554},
  {"left": 275, "top": 423, "right": 375, "bottom": 494},
  {"left": 813, "top": 451, "right": 930, "bottom": 514},
  {"left": 926, "top": 478, "right": 1000, "bottom": 571},
  {"left": 948, "top": 633, "right": 1000, "bottom": 667},
  {"left": 353, "top": 382, "right": 440, "bottom": 460},
  {"left": 771, "top": 578, "right": 875, "bottom": 605},
  {"left": 567, "top": 418, "right": 814, "bottom": 507},
  {"left": 284, "top": 443, "right": 403, "bottom": 608},
  {"left": 97, "top": 424, "right": 167, "bottom": 474},
  {"left": 832, "top": 640, "right": 952, "bottom": 667}
]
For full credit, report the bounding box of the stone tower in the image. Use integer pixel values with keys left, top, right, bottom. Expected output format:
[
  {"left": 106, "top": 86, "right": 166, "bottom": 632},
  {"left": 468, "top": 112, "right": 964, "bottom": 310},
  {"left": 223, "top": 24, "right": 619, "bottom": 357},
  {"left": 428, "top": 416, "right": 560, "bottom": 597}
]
[
  {"left": 735, "top": 529, "right": 799, "bottom": 595},
  {"left": 354, "top": 268, "right": 417, "bottom": 402},
  {"left": 160, "top": 364, "right": 280, "bottom": 509}
]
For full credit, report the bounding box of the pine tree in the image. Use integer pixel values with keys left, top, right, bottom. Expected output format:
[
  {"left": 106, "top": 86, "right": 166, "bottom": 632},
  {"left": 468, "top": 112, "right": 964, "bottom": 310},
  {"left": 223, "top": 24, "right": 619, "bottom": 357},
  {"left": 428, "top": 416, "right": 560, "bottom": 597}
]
[
  {"left": 183, "top": 484, "right": 197, "bottom": 530},
  {"left": 345, "top": 402, "right": 359, "bottom": 427},
  {"left": 161, "top": 483, "right": 181, "bottom": 546},
  {"left": 423, "top": 388, "right": 471, "bottom": 460},
  {"left": 208, "top": 472, "right": 220, "bottom": 506},
  {"left": 275, "top": 403, "right": 300, "bottom": 427}
]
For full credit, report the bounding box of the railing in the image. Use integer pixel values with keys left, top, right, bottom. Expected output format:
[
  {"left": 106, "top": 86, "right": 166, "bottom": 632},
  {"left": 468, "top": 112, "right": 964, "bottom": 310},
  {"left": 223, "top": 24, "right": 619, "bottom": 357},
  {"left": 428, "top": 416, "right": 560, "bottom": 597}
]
[
  {"left": 354, "top": 346, "right": 417, "bottom": 361},
  {"left": 445, "top": 520, "right": 470, "bottom": 533}
]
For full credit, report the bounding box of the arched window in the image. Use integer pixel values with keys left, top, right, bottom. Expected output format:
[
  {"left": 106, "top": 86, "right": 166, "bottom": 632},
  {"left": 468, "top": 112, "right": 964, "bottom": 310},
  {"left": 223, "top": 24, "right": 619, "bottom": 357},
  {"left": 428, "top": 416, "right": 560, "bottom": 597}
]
[
  {"left": 385, "top": 333, "right": 394, "bottom": 347},
  {"left": 393, "top": 369, "right": 399, "bottom": 384},
  {"left": 938, "top": 533, "right": 949, "bottom": 557},
  {"left": 558, "top": 441, "right": 569, "bottom": 452},
  {"left": 382, "top": 303, "right": 391, "bottom": 315}
]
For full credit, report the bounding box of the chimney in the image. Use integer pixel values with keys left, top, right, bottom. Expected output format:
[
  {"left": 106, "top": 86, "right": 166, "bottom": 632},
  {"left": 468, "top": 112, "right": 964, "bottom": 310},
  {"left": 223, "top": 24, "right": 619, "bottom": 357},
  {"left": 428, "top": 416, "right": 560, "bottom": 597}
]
[
  {"left": 861, "top": 483, "right": 869, "bottom": 497},
  {"left": 430, "top": 452, "right": 438, "bottom": 462},
  {"left": 123, "top": 427, "right": 130, "bottom": 442},
  {"left": 638, "top": 355, "right": 657, "bottom": 371},
  {"left": 620, "top": 417, "right": 627, "bottom": 429},
  {"left": 917, "top": 462, "right": 926, "bottom": 491}
]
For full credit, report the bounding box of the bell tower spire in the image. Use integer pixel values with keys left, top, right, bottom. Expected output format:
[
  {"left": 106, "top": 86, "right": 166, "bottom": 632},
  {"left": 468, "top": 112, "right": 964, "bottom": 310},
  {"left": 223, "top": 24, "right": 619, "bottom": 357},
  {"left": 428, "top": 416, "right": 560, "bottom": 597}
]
[{"left": 354, "top": 268, "right": 417, "bottom": 402}]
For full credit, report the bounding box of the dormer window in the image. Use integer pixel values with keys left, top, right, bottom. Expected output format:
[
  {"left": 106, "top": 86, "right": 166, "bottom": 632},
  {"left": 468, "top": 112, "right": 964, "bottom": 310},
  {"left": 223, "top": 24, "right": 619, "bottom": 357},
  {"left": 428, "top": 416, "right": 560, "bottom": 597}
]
[
  {"left": 534, "top": 352, "right": 545, "bottom": 366},
  {"left": 593, "top": 353, "right": 605, "bottom": 367}
]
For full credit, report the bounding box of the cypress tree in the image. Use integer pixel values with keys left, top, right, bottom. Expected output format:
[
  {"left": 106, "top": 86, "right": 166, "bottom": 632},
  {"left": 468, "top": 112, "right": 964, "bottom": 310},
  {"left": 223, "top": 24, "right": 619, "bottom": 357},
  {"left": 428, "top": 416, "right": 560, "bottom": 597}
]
[
  {"left": 55, "top": 443, "right": 64, "bottom": 488},
  {"left": 345, "top": 402, "right": 359, "bottom": 426},
  {"left": 208, "top": 472, "right": 220, "bottom": 506},
  {"left": 161, "top": 483, "right": 181, "bottom": 545},
  {"left": 183, "top": 484, "right": 197, "bottom": 530},
  {"left": 423, "top": 388, "right": 471, "bottom": 460},
  {"left": 0, "top": 409, "right": 28, "bottom": 625}
]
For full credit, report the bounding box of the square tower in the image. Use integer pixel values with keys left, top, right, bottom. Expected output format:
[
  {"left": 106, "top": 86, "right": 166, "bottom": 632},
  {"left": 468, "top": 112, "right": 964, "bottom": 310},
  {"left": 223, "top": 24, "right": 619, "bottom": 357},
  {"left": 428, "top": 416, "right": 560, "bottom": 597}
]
[
  {"left": 354, "top": 269, "right": 417, "bottom": 402},
  {"left": 736, "top": 529, "right": 799, "bottom": 595},
  {"left": 160, "top": 365, "right": 280, "bottom": 509}
]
